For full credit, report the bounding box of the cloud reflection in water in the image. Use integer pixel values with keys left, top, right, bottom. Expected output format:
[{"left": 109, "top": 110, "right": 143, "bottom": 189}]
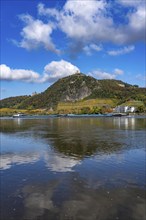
[{"left": 0, "top": 150, "right": 80, "bottom": 173}]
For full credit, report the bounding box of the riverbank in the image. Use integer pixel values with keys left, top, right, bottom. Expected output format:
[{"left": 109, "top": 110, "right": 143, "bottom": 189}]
[{"left": 0, "top": 108, "right": 146, "bottom": 118}]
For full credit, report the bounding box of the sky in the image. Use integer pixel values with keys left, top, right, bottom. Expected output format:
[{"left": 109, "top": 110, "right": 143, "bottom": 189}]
[{"left": 0, "top": 0, "right": 146, "bottom": 99}]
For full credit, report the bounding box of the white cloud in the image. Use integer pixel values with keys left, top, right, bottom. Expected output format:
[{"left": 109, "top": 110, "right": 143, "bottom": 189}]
[
  {"left": 136, "top": 74, "right": 146, "bottom": 81},
  {"left": 128, "top": 6, "right": 145, "bottom": 32},
  {"left": 18, "top": 14, "right": 60, "bottom": 53},
  {"left": 107, "top": 45, "right": 135, "bottom": 56},
  {"left": 114, "top": 68, "right": 124, "bottom": 75},
  {"left": 42, "top": 60, "right": 80, "bottom": 83},
  {"left": 13, "top": 0, "right": 145, "bottom": 54},
  {"left": 116, "top": 2, "right": 145, "bottom": 43},
  {"left": 118, "top": 0, "right": 145, "bottom": 7},
  {"left": 38, "top": 1, "right": 117, "bottom": 45},
  {"left": 0, "top": 64, "right": 40, "bottom": 82},
  {"left": 59, "top": 0, "right": 109, "bottom": 41},
  {"left": 89, "top": 70, "right": 116, "bottom": 80},
  {"left": 0, "top": 60, "right": 80, "bottom": 83},
  {"left": 83, "top": 44, "right": 103, "bottom": 56},
  {"left": 89, "top": 68, "right": 124, "bottom": 79},
  {"left": 37, "top": 0, "right": 145, "bottom": 47},
  {"left": 38, "top": 3, "right": 60, "bottom": 19},
  {"left": 1, "top": 62, "right": 124, "bottom": 83}
]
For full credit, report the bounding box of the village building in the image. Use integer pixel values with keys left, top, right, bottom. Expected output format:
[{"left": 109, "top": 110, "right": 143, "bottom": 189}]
[{"left": 114, "top": 106, "right": 136, "bottom": 113}]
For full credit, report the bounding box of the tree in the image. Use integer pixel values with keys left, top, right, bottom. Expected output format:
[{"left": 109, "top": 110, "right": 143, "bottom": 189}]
[
  {"left": 136, "top": 105, "right": 144, "bottom": 113},
  {"left": 80, "top": 107, "right": 91, "bottom": 114}
]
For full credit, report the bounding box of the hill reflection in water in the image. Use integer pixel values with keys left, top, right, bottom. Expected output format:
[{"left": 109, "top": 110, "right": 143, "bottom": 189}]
[{"left": 0, "top": 117, "right": 146, "bottom": 220}]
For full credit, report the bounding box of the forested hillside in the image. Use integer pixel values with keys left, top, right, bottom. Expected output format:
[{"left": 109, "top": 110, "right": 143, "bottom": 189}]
[{"left": 0, "top": 73, "right": 146, "bottom": 111}]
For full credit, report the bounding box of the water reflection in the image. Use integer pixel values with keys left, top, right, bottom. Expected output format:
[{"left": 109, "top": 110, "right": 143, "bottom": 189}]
[
  {"left": 1, "top": 116, "right": 145, "bottom": 133},
  {"left": 113, "top": 117, "right": 136, "bottom": 129},
  {"left": 22, "top": 181, "right": 59, "bottom": 220},
  {"left": 0, "top": 117, "right": 145, "bottom": 170},
  {"left": 0, "top": 150, "right": 80, "bottom": 172},
  {"left": 1, "top": 117, "right": 145, "bottom": 157},
  {"left": 0, "top": 117, "right": 146, "bottom": 220},
  {"left": 0, "top": 152, "right": 40, "bottom": 170},
  {"left": 13, "top": 118, "right": 23, "bottom": 126},
  {"left": 44, "top": 152, "right": 80, "bottom": 172},
  {"left": 9, "top": 177, "right": 146, "bottom": 220}
]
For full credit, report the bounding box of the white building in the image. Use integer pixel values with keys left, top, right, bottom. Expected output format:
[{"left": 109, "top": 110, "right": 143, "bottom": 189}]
[
  {"left": 114, "top": 106, "right": 136, "bottom": 113},
  {"left": 128, "top": 106, "right": 135, "bottom": 113}
]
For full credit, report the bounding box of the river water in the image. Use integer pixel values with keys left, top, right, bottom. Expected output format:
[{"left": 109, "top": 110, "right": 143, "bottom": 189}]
[{"left": 0, "top": 116, "right": 146, "bottom": 220}]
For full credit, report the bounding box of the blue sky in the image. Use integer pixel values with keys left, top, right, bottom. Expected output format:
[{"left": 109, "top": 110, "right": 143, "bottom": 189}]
[{"left": 0, "top": 0, "right": 145, "bottom": 99}]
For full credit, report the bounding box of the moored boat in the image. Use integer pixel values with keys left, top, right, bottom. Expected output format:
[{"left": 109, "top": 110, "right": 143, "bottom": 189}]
[{"left": 12, "top": 113, "right": 27, "bottom": 118}]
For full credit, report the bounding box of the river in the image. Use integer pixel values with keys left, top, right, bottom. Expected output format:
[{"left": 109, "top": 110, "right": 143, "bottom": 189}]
[{"left": 0, "top": 116, "right": 146, "bottom": 220}]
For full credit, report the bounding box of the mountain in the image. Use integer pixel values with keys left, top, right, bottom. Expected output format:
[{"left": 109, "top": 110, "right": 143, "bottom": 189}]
[
  {"left": 0, "top": 73, "right": 146, "bottom": 111},
  {"left": 0, "top": 95, "right": 30, "bottom": 109}
]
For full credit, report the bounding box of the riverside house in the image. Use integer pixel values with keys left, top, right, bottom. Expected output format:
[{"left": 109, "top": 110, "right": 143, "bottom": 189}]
[{"left": 114, "top": 106, "right": 136, "bottom": 113}]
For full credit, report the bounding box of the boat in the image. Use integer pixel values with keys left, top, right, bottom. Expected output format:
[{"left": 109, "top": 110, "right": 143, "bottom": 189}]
[{"left": 12, "top": 113, "right": 27, "bottom": 118}]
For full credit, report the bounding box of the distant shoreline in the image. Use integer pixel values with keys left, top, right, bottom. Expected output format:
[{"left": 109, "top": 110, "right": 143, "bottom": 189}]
[{"left": 0, "top": 113, "right": 146, "bottom": 118}]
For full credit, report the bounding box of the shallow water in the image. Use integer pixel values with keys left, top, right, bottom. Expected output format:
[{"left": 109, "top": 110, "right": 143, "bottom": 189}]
[{"left": 0, "top": 116, "right": 146, "bottom": 220}]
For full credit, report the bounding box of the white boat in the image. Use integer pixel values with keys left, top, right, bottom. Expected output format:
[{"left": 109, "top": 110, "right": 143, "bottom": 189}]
[{"left": 13, "top": 113, "right": 27, "bottom": 118}]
